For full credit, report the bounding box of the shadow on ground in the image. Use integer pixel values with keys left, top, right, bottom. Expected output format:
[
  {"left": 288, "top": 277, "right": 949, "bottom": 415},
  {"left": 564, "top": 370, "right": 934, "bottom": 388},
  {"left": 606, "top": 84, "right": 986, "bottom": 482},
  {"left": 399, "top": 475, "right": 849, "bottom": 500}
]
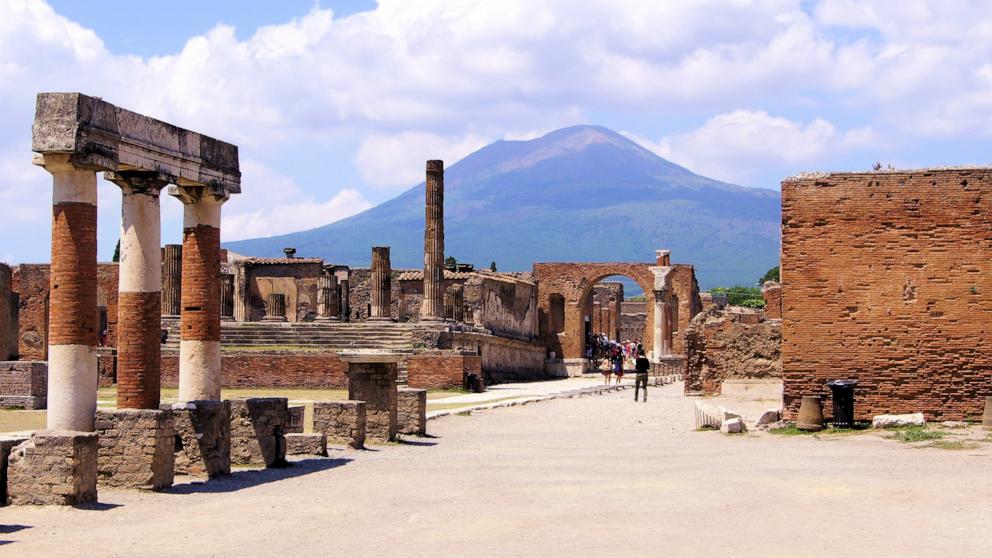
[{"left": 167, "top": 457, "right": 351, "bottom": 495}]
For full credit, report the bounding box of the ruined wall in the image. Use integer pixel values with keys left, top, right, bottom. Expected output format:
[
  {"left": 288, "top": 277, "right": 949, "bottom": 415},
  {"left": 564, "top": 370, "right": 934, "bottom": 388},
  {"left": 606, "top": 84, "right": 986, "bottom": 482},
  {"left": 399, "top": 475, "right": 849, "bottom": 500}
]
[
  {"left": 448, "top": 331, "right": 547, "bottom": 383},
  {"left": 244, "top": 261, "right": 323, "bottom": 322},
  {"left": 683, "top": 308, "right": 781, "bottom": 396},
  {"left": 161, "top": 351, "right": 349, "bottom": 389},
  {"left": 477, "top": 275, "right": 538, "bottom": 339},
  {"left": 349, "top": 268, "right": 415, "bottom": 321},
  {"left": 0, "top": 264, "right": 16, "bottom": 360},
  {"left": 0, "top": 361, "right": 47, "bottom": 409},
  {"left": 670, "top": 264, "right": 702, "bottom": 355},
  {"left": 782, "top": 169, "right": 992, "bottom": 421},
  {"left": 762, "top": 281, "right": 783, "bottom": 319},
  {"left": 406, "top": 352, "right": 481, "bottom": 389}
]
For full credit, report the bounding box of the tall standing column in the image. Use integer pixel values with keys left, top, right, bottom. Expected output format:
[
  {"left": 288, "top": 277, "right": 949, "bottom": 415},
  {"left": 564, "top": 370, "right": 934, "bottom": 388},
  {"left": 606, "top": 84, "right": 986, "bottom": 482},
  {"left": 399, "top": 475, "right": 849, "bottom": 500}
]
[
  {"left": 41, "top": 155, "right": 99, "bottom": 431},
  {"left": 107, "top": 172, "right": 167, "bottom": 409},
  {"left": 652, "top": 290, "right": 665, "bottom": 362},
  {"left": 369, "top": 247, "right": 392, "bottom": 321},
  {"left": 420, "top": 160, "right": 445, "bottom": 321},
  {"left": 161, "top": 244, "right": 182, "bottom": 316},
  {"left": 170, "top": 188, "right": 226, "bottom": 402}
]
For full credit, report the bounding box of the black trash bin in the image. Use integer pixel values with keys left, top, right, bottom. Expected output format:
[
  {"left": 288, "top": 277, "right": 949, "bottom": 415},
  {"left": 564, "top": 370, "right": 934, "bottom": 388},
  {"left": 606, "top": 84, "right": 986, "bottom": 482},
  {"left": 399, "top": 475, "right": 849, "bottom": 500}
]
[{"left": 826, "top": 379, "right": 859, "bottom": 428}]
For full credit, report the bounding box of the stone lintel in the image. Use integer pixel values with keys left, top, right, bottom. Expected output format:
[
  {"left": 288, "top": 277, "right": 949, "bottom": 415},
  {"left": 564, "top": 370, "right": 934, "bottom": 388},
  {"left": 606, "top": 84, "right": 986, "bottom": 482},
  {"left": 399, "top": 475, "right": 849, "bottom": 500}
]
[{"left": 32, "top": 92, "right": 240, "bottom": 195}]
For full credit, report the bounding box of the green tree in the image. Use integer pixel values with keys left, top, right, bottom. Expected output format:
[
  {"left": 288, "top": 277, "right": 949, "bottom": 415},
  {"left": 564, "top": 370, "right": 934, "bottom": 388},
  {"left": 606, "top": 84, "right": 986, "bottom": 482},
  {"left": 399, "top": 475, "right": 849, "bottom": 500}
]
[
  {"left": 112, "top": 239, "right": 120, "bottom": 262},
  {"left": 710, "top": 285, "right": 765, "bottom": 308},
  {"left": 445, "top": 256, "right": 457, "bottom": 269},
  {"left": 759, "top": 265, "right": 779, "bottom": 285}
]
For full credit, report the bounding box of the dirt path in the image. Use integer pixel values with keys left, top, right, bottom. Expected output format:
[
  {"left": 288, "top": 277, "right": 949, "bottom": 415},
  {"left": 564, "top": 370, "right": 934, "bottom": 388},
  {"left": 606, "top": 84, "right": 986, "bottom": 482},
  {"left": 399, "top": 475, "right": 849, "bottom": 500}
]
[{"left": 2, "top": 382, "right": 991, "bottom": 557}]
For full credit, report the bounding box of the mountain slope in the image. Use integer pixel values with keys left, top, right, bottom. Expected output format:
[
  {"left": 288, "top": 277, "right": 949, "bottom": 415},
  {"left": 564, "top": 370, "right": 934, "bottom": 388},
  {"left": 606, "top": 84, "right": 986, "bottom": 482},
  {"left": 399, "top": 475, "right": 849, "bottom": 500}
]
[{"left": 225, "top": 125, "right": 781, "bottom": 288}]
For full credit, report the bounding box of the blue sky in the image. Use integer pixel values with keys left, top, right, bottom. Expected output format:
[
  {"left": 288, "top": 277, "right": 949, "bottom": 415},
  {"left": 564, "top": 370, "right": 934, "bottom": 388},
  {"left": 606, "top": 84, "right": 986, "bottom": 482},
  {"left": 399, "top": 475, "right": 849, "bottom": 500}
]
[{"left": 2, "top": 0, "right": 991, "bottom": 263}]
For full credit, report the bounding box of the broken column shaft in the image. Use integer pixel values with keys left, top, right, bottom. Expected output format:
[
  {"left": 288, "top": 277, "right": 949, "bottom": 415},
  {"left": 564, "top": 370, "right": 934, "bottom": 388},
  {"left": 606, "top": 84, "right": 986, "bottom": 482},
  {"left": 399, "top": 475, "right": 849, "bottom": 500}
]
[
  {"left": 420, "top": 160, "right": 445, "bottom": 321},
  {"left": 370, "top": 246, "right": 392, "bottom": 321}
]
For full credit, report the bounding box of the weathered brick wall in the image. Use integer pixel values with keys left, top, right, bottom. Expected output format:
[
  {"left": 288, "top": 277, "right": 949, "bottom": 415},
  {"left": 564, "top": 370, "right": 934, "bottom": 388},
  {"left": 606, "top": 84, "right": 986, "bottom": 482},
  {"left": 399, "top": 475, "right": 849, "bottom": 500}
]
[
  {"left": 782, "top": 169, "right": 992, "bottom": 421},
  {"left": 670, "top": 264, "right": 702, "bottom": 355},
  {"left": 683, "top": 308, "right": 781, "bottom": 395},
  {"left": 161, "top": 351, "right": 349, "bottom": 389},
  {"left": 406, "top": 352, "right": 481, "bottom": 389},
  {"left": 762, "top": 281, "right": 783, "bottom": 319},
  {"left": 0, "top": 264, "right": 16, "bottom": 360}
]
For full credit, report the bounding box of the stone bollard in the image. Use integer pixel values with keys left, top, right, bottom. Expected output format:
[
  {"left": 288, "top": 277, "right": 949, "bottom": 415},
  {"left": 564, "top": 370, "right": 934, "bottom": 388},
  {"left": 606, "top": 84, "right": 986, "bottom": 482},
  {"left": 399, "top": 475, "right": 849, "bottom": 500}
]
[
  {"left": 797, "top": 395, "right": 824, "bottom": 431},
  {"left": 983, "top": 396, "right": 992, "bottom": 431}
]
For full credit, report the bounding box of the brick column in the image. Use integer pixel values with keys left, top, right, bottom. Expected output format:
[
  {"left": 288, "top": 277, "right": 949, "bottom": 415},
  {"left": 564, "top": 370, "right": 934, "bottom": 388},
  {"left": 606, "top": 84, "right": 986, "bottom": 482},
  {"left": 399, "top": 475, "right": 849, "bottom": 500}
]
[
  {"left": 40, "top": 155, "right": 99, "bottom": 431},
  {"left": 170, "top": 189, "right": 225, "bottom": 402},
  {"left": 161, "top": 244, "right": 182, "bottom": 316},
  {"left": 106, "top": 172, "right": 167, "bottom": 409},
  {"left": 420, "top": 160, "right": 445, "bottom": 321},
  {"left": 369, "top": 246, "right": 392, "bottom": 321}
]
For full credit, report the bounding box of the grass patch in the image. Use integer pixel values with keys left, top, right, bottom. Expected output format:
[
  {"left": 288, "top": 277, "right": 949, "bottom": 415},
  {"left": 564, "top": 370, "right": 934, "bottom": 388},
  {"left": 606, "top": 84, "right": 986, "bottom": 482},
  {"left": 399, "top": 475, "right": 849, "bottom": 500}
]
[
  {"left": 886, "top": 426, "right": 947, "bottom": 443},
  {"left": 0, "top": 410, "right": 46, "bottom": 433},
  {"left": 768, "top": 423, "right": 870, "bottom": 437},
  {"left": 924, "top": 440, "right": 979, "bottom": 451},
  {"left": 455, "top": 410, "right": 472, "bottom": 416}
]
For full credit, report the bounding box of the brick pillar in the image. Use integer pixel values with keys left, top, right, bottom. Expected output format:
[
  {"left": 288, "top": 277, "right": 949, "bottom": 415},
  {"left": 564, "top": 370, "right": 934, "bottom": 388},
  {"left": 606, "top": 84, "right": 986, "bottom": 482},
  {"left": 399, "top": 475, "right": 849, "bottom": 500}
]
[
  {"left": 420, "top": 160, "right": 445, "bottom": 321},
  {"left": 161, "top": 244, "right": 182, "bottom": 316},
  {"left": 369, "top": 246, "right": 392, "bottom": 321},
  {"left": 40, "top": 155, "right": 99, "bottom": 431},
  {"left": 106, "top": 171, "right": 167, "bottom": 410},
  {"left": 170, "top": 189, "right": 225, "bottom": 402},
  {"left": 316, "top": 274, "right": 340, "bottom": 321}
]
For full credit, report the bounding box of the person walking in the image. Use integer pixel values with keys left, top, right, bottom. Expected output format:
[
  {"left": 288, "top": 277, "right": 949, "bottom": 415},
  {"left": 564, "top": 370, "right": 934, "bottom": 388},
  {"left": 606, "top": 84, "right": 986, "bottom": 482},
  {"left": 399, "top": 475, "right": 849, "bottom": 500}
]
[
  {"left": 634, "top": 348, "right": 650, "bottom": 402},
  {"left": 613, "top": 352, "right": 624, "bottom": 385}
]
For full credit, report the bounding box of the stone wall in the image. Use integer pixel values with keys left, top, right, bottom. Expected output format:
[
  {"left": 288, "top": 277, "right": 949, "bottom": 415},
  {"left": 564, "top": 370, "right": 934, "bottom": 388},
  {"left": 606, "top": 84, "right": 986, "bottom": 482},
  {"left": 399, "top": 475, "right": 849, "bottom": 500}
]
[
  {"left": 347, "top": 362, "right": 397, "bottom": 442},
  {"left": 94, "top": 409, "right": 174, "bottom": 489},
  {"left": 397, "top": 387, "right": 427, "bottom": 436},
  {"left": 229, "top": 398, "right": 288, "bottom": 466},
  {"left": 670, "top": 264, "right": 703, "bottom": 355},
  {"left": 406, "top": 352, "right": 481, "bottom": 389},
  {"left": 683, "top": 307, "right": 781, "bottom": 396},
  {"left": 6, "top": 431, "right": 98, "bottom": 505},
  {"left": 0, "top": 361, "right": 47, "bottom": 409},
  {"left": 476, "top": 275, "right": 538, "bottom": 339},
  {"left": 161, "top": 351, "right": 349, "bottom": 389},
  {"left": 447, "top": 332, "right": 547, "bottom": 383},
  {"left": 313, "top": 400, "right": 366, "bottom": 449},
  {"left": 782, "top": 169, "right": 992, "bottom": 421},
  {"left": 0, "top": 264, "right": 16, "bottom": 360}
]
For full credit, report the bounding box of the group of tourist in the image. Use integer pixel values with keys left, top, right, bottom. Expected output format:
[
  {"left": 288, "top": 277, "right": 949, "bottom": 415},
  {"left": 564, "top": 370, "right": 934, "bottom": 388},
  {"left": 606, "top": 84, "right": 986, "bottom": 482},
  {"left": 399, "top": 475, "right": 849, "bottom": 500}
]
[{"left": 584, "top": 335, "right": 651, "bottom": 402}]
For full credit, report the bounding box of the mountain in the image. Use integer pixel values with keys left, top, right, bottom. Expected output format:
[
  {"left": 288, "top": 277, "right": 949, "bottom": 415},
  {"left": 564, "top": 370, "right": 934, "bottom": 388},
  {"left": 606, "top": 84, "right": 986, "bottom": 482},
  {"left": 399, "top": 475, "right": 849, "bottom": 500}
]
[{"left": 225, "top": 125, "right": 780, "bottom": 289}]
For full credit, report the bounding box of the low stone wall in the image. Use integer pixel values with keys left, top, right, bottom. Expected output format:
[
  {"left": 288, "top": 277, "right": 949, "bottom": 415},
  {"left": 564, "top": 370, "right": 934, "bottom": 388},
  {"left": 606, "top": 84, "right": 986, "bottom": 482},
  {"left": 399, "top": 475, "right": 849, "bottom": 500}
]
[
  {"left": 406, "top": 351, "right": 480, "bottom": 390},
  {"left": 6, "top": 431, "right": 98, "bottom": 505},
  {"left": 397, "top": 388, "right": 427, "bottom": 436},
  {"left": 0, "top": 361, "right": 47, "bottom": 409},
  {"left": 1, "top": 434, "right": 30, "bottom": 506},
  {"left": 285, "top": 433, "right": 327, "bottom": 457},
  {"left": 230, "top": 398, "right": 288, "bottom": 467},
  {"left": 169, "top": 400, "right": 231, "bottom": 477},
  {"left": 313, "top": 400, "right": 366, "bottom": 449},
  {"left": 95, "top": 409, "right": 174, "bottom": 489},
  {"left": 162, "top": 351, "right": 349, "bottom": 389},
  {"left": 684, "top": 308, "right": 781, "bottom": 396},
  {"left": 348, "top": 362, "right": 398, "bottom": 442}
]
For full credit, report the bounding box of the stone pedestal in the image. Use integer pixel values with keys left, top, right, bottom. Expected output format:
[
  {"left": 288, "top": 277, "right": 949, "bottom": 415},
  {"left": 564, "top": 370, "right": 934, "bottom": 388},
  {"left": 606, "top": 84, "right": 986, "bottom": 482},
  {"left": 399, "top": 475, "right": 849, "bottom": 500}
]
[
  {"left": 6, "top": 431, "right": 98, "bottom": 505},
  {"left": 285, "top": 433, "right": 327, "bottom": 457},
  {"left": 264, "top": 293, "right": 288, "bottom": 322},
  {"left": 94, "top": 409, "right": 174, "bottom": 489},
  {"left": 397, "top": 387, "right": 427, "bottom": 436},
  {"left": 230, "top": 398, "right": 288, "bottom": 467},
  {"left": 313, "top": 400, "right": 366, "bottom": 449},
  {"left": 1, "top": 434, "right": 30, "bottom": 506},
  {"left": 340, "top": 351, "right": 400, "bottom": 442},
  {"left": 0, "top": 361, "right": 47, "bottom": 409},
  {"left": 168, "top": 400, "right": 231, "bottom": 478}
]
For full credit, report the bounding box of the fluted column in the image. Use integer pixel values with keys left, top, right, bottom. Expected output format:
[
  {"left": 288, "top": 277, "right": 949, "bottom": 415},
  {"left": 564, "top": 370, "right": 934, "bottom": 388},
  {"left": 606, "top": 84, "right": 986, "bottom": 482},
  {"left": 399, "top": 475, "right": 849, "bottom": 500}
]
[
  {"left": 420, "top": 160, "right": 445, "bottom": 321},
  {"left": 106, "top": 171, "right": 167, "bottom": 409},
  {"left": 170, "top": 187, "right": 226, "bottom": 402},
  {"left": 652, "top": 289, "right": 673, "bottom": 360},
  {"left": 264, "top": 293, "right": 287, "bottom": 321},
  {"left": 316, "top": 274, "right": 340, "bottom": 321},
  {"left": 450, "top": 284, "right": 465, "bottom": 322},
  {"left": 370, "top": 246, "right": 392, "bottom": 321},
  {"left": 39, "top": 154, "right": 98, "bottom": 431},
  {"left": 161, "top": 244, "right": 182, "bottom": 316}
]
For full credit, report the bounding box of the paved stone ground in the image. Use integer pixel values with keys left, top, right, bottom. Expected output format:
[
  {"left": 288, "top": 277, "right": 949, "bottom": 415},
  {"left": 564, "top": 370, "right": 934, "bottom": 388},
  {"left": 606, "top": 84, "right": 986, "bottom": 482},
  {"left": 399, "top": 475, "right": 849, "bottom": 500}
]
[{"left": 2, "top": 381, "right": 991, "bottom": 557}]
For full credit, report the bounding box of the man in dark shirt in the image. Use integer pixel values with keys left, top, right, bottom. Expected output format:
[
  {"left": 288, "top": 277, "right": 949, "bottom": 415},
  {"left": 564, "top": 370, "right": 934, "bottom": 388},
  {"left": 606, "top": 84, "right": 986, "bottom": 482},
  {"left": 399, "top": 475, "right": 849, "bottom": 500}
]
[{"left": 634, "top": 348, "right": 650, "bottom": 402}]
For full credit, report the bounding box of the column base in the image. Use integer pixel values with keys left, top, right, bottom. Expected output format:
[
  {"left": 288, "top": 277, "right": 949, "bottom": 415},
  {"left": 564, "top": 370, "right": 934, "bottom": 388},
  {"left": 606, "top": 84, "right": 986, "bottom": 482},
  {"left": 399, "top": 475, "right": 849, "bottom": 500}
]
[
  {"left": 367, "top": 316, "right": 394, "bottom": 322},
  {"left": 6, "top": 431, "right": 98, "bottom": 505},
  {"left": 397, "top": 388, "right": 427, "bottom": 436},
  {"left": 313, "top": 401, "right": 366, "bottom": 449},
  {"left": 168, "top": 401, "right": 231, "bottom": 478},
  {"left": 230, "top": 398, "right": 288, "bottom": 467},
  {"left": 95, "top": 409, "right": 174, "bottom": 490}
]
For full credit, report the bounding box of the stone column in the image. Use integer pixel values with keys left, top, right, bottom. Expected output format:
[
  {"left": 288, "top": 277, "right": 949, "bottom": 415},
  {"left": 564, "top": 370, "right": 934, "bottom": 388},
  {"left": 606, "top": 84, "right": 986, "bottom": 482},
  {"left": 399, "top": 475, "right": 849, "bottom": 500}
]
[
  {"left": 316, "top": 274, "right": 340, "bottom": 321},
  {"left": 170, "top": 188, "right": 226, "bottom": 402},
  {"left": 420, "top": 160, "right": 445, "bottom": 321},
  {"left": 652, "top": 290, "right": 665, "bottom": 361},
  {"left": 40, "top": 155, "right": 98, "bottom": 431},
  {"left": 106, "top": 171, "right": 167, "bottom": 410},
  {"left": 369, "top": 246, "right": 392, "bottom": 321},
  {"left": 220, "top": 273, "right": 235, "bottom": 321},
  {"left": 339, "top": 278, "right": 350, "bottom": 321},
  {"left": 264, "top": 293, "right": 287, "bottom": 322},
  {"left": 161, "top": 244, "right": 182, "bottom": 316},
  {"left": 450, "top": 284, "right": 465, "bottom": 322}
]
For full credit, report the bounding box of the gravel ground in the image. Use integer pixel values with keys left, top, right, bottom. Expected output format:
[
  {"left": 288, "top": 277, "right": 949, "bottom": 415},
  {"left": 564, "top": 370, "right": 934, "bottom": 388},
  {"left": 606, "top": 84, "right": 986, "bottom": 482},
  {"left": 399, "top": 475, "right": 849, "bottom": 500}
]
[{"left": 2, "top": 381, "right": 991, "bottom": 557}]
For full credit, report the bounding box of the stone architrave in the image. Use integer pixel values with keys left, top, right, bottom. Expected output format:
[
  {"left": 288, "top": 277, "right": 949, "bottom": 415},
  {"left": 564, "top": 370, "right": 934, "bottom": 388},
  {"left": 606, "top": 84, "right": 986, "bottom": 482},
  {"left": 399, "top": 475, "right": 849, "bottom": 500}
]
[
  {"left": 420, "top": 160, "right": 446, "bottom": 321},
  {"left": 369, "top": 247, "right": 392, "bottom": 321},
  {"left": 339, "top": 351, "right": 401, "bottom": 442}
]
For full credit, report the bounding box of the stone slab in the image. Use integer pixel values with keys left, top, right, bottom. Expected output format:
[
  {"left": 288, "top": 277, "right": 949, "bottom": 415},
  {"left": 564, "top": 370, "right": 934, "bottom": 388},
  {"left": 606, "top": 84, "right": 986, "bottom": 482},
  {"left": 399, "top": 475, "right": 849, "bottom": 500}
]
[
  {"left": 6, "top": 431, "right": 98, "bottom": 505},
  {"left": 95, "top": 409, "right": 174, "bottom": 490}
]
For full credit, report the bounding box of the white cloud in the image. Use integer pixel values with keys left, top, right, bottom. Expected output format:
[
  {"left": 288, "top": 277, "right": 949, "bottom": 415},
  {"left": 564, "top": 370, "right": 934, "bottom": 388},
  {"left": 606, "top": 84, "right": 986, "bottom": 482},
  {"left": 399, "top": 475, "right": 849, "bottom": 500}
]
[
  {"left": 355, "top": 132, "right": 489, "bottom": 190},
  {"left": 628, "top": 110, "right": 878, "bottom": 186}
]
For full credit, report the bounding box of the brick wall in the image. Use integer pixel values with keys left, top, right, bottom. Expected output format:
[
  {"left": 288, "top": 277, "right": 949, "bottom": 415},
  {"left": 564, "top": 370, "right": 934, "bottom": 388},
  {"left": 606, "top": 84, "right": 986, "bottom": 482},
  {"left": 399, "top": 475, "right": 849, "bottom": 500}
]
[
  {"left": 0, "top": 263, "right": 15, "bottom": 360},
  {"left": 762, "top": 282, "right": 783, "bottom": 319},
  {"left": 161, "top": 351, "right": 349, "bottom": 389},
  {"left": 406, "top": 352, "right": 481, "bottom": 389},
  {"left": 782, "top": 169, "right": 992, "bottom": 421}
]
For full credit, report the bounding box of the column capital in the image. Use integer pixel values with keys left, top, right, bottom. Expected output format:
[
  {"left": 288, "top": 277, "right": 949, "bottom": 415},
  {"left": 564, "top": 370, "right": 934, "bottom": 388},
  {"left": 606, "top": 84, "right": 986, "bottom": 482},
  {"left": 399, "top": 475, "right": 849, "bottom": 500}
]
[
  {"left": 32, "top": 152, "right": 101, "bottom": 174},
  {"left": 105, "top": 170, "right": 170, "bottom": 195},
  {"left": 167, "top": 184, "right": 230, "bottom": 205}
]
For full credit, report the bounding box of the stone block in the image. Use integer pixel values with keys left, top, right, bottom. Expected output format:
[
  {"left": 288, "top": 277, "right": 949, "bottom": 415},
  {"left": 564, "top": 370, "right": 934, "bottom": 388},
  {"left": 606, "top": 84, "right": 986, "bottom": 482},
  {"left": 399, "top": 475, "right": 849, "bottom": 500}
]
[
  {"left": 313, "top": 400, "right": 366, "bottom": 449},
  {"left": 94, "top": 409, "right": 174, "bottom": 490},
  {"left": 346, "top": 362, "right": 397, "bottom": 442},
  {"left": 230, "top": 398, "right": 288, "bottom": 467},
  {"left": 872, "top": 413, "right": 925, "bottom": 429},
  {"left": 0, "top": 361, "right": 47, "bottom": 409},
  {"left": 397, "top": 387, "right": 427, "bottom": 436},
  {"left": 168, "top": 400, "right": 231, "bottom": 478},
  {"left": 756, "top": 409, "right": 781, "bottom": 426},
  {"left": 6, "top": 431, "right": 98, "bottom": 505},
  {"left": 285, "top": 433, "right": 327, "bottom": 457},
  {"left": 941, "top": 420, "right": 968, "bottom": 429},
  {"left": 287, "top": 405, "right": 305, "bottom": 433},
  {"left": 720, "top": 417, "right": 746, "bottom": 434},
  {"left": 1, "top": 434, "right": 30, "bottom": 506}
]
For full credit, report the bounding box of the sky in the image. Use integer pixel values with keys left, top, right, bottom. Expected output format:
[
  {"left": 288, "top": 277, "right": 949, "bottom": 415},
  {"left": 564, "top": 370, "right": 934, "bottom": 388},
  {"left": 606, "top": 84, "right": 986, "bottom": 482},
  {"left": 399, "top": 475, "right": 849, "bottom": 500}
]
[{"left": 2, "top": 0, "right": 992, "bottom": 263}]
